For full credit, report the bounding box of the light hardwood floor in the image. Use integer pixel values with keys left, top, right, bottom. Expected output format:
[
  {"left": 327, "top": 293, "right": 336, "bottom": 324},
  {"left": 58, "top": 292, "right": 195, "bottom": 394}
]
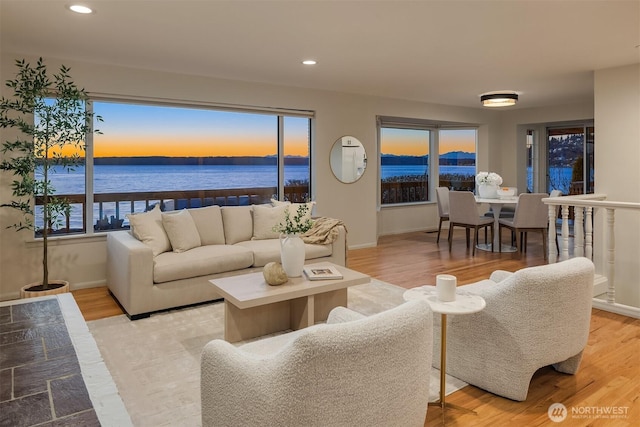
[{"left": 72, "top": 229, "right": 640, "bottom": 426}]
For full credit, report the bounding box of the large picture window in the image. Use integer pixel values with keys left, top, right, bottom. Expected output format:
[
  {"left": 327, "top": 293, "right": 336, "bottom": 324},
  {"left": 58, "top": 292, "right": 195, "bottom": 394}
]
[
  {"left": 379, "top": 117, "right": 476, "bottom": 205},
  {"left": 43, "top": 99, "right": 312, "bottom": 235}
]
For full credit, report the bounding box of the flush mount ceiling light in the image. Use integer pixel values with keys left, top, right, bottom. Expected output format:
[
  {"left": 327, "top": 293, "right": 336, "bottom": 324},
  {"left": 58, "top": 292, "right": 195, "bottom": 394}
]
[
  {"left": 68, "top": 4, "right": 94, "bottom": 14},
  {"left": 480, "top": 92, "right": 518, "bottom": 107},
  {"left": 302, "top": 60, "right": 317, "bottom": 65}
]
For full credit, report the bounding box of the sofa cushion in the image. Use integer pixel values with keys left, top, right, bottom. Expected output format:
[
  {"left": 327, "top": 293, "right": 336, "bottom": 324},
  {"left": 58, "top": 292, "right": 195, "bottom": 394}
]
[
  {"left": 127, "top": 205, "right": 171, "bottom": 257},
  {"left": 153, "top": 245, "right": 254, "bottom": 283},
  {"left": 189, "top": 205, "right": 225, "bottom": 245},
  {"left": 252, "top": 204, "right": 288, "bottom": 240},
  {"left": 235, "top": 240, "right": 332, "bottom": 267},
  {"left": 162, "top": 209, "right": 202, "bottom": 253},
  {"left": 221, "top": 206, "right": 253, "bottom": 244}
]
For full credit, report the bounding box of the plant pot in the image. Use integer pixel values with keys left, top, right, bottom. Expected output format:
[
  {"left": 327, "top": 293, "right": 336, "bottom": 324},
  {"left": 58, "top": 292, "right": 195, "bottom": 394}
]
[
  {"left": 20, "top": 280, "right": 70, "bottom": 299},
  {"left": 280, "top": 233, "right": 305, "bottom": 277}
]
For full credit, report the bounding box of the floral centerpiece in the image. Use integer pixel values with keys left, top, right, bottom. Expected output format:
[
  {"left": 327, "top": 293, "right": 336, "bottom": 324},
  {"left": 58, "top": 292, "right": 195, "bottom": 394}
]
[
  {"left": 475, "top": 171, "right": 503, "bottom": 186},
  {"left": 475, "top": 172, "right": 503, "bottom": 199}
]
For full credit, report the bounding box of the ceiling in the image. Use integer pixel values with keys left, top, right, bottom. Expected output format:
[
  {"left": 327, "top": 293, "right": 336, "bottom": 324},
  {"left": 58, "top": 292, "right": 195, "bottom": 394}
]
[{"left": 1, "top": 0, "right": 639, "bottom": 110}]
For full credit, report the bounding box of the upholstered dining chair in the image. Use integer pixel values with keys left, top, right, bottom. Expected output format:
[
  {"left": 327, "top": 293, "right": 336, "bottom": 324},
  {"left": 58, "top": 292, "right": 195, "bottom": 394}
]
[
  {"left": 201, "top": 300, "right": 434, "bottom": 427},
  {"left": 498, "top": 193, "right": 549, "bottom": 259},
  {"left": 435, "top": 186, "right": 450, "bottom": 243},
  {"left": 430, "top": 257, "right": 594, "bottom": 401},
  {"left": 448, "top": 191, "right": 494, "bottom": 255}
]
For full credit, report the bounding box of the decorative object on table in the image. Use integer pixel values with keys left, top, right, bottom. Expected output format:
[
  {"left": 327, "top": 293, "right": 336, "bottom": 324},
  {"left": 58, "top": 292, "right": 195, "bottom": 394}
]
[
  {"left": 262, "top": 262, "right": 288, "bottom": 286},
  {"left": 475, "top": 171, "right": 503, "bottom": 199},
  {"left": 496, "top": 187, "right": 517, "bottom": 199},
  {"left": 303, "top": 264, "right": 343, "bottom": 281},
  {"left": 435, "top": 274, "right": 457, "bottom": 302},
  {"left": 273, "top": 203, "right": 313, "bottom": 277},
  {"left": 0, "top": 58, "right": 102, "bottom": 298}
]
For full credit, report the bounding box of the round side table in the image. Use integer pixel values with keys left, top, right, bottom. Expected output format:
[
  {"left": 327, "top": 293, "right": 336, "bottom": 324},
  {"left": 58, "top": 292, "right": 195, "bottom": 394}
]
[{"left": 404, "top": 286, "right": 486, "bottom": 418}]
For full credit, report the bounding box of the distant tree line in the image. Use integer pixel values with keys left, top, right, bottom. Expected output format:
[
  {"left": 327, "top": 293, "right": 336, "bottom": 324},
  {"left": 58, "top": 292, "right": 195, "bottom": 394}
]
[{"left": 93, "top": 156, "right": 309, "bottom": 166}]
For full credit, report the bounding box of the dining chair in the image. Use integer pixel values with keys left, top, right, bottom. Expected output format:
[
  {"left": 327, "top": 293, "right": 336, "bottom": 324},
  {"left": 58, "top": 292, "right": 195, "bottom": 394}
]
[
  {"left": 498, "top": 193, "right": 549, "bottom": 259},
  {"left": 435, "top": 187, "right": 450, "bottom": 243},
  {"left": 448, "top": 191, "right": 494, "bottom": 255}
]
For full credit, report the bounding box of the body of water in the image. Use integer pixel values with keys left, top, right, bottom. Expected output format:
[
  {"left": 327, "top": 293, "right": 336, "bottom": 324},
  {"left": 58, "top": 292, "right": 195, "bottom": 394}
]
[{"left": 38, "top": 164, "right": 573, "bottom": 231}]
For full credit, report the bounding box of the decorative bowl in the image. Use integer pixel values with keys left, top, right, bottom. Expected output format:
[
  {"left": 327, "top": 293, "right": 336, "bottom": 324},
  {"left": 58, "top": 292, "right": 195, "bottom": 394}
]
[{"left": 497, "top": 187, "right": 516, "bottom": 198}]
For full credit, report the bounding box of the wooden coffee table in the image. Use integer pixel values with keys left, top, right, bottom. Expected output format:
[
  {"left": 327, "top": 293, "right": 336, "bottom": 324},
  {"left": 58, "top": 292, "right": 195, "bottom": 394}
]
[{"left": 209, "top": 262, "right": 370, "bottom": 343}]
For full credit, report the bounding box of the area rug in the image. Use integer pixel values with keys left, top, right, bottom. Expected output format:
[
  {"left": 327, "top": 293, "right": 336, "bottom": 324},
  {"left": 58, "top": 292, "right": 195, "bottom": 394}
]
[{"left": 88, "top": 279, "right": 467, "bottom": 426}]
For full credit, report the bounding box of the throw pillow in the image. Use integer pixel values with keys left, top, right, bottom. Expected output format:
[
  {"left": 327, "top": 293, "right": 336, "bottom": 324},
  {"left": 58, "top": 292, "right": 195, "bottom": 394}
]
[
  {"left": 188, "top": 205, "right": 225, "bottom": 245},
  {"left": 221, "top": 205, "right": 253, "bottom": 244},
  {"left": 161, "top": 209, "right": 202, "bottom": 253},
  {"left": 252, "top": 204, "right": 288, "bottom": 240},
  {"left": 126, "top": 204, "right": 171, "bottom": 257}
]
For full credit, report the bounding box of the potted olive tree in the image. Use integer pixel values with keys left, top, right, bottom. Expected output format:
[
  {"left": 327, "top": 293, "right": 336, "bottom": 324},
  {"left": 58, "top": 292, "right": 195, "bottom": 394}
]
[{"left": 0, "top": 58, "right": 101, "bottom": 297}]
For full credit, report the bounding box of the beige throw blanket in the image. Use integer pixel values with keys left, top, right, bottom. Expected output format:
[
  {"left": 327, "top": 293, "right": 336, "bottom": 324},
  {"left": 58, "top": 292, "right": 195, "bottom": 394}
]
[{"left": 301, "top": 217, "right": 347, "bottom": 245}]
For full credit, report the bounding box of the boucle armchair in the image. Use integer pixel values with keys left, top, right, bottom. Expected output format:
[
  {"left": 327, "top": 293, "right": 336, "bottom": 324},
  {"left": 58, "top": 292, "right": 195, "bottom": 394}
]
[
  {"left": 201, "top": 300, "right": 434, "bottom": 427},
  {"left": 432, "top": 257, "right": 594, "bottom": 401}
]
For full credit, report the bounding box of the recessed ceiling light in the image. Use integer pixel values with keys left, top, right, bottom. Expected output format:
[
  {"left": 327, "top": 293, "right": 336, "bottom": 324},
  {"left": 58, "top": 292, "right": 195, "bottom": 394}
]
[
  {"left": 68, "top": 4, "right": 94, "bottom": 14},
  {"left": 302, "top": 60, "right": 317, "bottom": 65}
]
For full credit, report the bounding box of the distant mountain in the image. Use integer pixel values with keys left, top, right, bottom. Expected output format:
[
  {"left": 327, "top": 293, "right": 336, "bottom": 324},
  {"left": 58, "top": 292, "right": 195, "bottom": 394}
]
[
  {"left": 439, "top": 151, "right": 475, "bottom": 166},
  {"left": 381, "top": 151, "right": 475, "bottom": 166},
  {"left": 440, "top": 151, "right": 475, "bottom": 160},
  {"left": 381, "top": 155, "right": 427, "bottom": 165}
]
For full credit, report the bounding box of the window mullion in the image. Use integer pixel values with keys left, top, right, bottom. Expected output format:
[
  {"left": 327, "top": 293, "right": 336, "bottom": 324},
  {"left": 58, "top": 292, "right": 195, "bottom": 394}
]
[
  {"left": 85, "top": 101, "right": 95, "bottom": 235},
  {"left": 277, "top": 116, "right": 285, "bottom": 200}
]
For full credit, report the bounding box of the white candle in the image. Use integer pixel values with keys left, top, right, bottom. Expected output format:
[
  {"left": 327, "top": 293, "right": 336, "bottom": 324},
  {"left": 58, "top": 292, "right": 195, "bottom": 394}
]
[{"left": 436, "top": 274, "right": 457, "bottom": 302}]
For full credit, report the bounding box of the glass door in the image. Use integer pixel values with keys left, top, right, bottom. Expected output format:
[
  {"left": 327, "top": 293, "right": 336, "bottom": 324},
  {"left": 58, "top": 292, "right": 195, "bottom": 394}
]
[{"left": 546, "top": 125, "right": 595, "bottom": 195}]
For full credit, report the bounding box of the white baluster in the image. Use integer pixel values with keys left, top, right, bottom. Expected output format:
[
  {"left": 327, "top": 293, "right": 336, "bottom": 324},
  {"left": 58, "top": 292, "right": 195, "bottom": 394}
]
[
  {"left": 585, "top": 207, "right": 593, "bottom": 260},
  {"left": 548, "top": 205, "right": 557, "bottom": 263},
  {"left": 606, "top": 208, "right": 615, "bottom": 304},
  {"left": 561, "top": 205, "right": 570, "bottom": 261},
  {"left": 574, "top": 206, "right": 584, "bottom": 257}
]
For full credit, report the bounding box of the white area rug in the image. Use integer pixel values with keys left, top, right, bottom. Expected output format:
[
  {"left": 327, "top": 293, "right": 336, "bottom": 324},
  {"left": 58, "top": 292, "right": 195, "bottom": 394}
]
[{"left": 88, "top": 280, "right": 467, "bottom": 426}]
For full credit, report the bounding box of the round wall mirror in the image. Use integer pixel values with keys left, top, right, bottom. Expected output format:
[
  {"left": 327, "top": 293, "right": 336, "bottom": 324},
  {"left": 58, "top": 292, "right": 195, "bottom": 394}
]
[{"left": 330, "top": 136, "right": 367, "bottom": 183}]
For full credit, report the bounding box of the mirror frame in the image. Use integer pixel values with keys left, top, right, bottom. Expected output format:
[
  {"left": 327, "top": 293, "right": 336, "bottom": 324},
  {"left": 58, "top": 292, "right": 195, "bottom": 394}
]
[{"left": 329, "top": 135, "right": 367, "bottom": 183}]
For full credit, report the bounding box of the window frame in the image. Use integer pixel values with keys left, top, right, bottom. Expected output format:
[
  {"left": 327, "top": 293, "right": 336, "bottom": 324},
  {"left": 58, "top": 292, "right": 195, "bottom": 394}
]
[
  {"left": 37, "top": 96, "right": 313, "bottom": 238},
  {"left": 377, "top": 116, "right": 478, "bottom": 207}
]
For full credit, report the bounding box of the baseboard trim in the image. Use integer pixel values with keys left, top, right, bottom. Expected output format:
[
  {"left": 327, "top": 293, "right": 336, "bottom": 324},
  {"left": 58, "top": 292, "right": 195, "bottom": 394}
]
[{"left": 592, "top": 298, "right": 640, "bottom": 319}]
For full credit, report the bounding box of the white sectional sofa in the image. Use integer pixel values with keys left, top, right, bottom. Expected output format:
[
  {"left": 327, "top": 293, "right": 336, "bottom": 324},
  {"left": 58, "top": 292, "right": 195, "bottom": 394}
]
[{"left": 106, "top": 203, "right": 346, "bottom": 319}]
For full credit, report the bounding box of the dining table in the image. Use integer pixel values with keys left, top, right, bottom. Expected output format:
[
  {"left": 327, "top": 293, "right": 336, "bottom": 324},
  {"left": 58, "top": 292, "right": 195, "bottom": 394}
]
[{"left": 475, "top": 195, "right": 518, "bottom": 252}]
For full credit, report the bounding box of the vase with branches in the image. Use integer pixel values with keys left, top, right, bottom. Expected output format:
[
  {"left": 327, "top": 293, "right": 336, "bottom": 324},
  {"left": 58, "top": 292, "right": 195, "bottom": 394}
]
[{"left": 0, "top": 58, "right": 101, "bottom": 293}]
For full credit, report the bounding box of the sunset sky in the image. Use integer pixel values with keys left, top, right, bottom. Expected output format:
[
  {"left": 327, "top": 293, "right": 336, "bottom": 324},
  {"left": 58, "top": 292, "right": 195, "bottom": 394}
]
[
  {"left": 51, "top": 101, "right": 475, "bottom": 158},
  {"left": 92, "top": 102, "right": 310, "bottom": 157},
  {"left": 380, "top": 128, "right": 476, "bottom": 156}
]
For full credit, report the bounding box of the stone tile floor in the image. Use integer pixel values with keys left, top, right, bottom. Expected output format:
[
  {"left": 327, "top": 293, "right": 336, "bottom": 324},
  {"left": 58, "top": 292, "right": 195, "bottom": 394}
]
[{"left": 0, "top": 299, "right": 99, "bottom": 426}]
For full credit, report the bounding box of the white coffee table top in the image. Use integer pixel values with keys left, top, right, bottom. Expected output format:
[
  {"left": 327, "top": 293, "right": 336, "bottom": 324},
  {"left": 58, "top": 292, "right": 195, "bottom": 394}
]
[
  {"left": 403, "top": 286, "right": 486, "bottom": 315},
  {"left": 210, "top": 262, "right": 370, "bottom": 309}
]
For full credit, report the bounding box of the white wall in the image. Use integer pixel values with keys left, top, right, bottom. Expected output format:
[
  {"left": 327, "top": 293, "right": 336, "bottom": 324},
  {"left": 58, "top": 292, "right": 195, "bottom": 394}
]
[
  {"left": 593, "top": 64, "right": 640, "bottom": 308},
  {"left": 0, "top": 53, "right": 496, "bottom": 299}
]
